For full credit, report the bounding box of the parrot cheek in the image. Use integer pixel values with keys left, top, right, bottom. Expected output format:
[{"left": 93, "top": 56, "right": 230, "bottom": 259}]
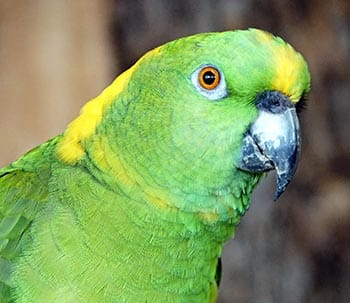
[{"left": 237, "top": 91, "right": 301, "bottom": 200}]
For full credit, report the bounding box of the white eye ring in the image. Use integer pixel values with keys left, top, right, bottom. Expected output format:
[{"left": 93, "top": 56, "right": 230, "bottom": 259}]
[{"left": 191, "top": 65, "right": 227, "bottom": 101}]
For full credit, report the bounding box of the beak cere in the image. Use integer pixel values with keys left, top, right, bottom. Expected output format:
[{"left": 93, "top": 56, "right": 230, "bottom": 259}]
[{"left": 238, "top": 91, "right": 301, "bottom": 200}]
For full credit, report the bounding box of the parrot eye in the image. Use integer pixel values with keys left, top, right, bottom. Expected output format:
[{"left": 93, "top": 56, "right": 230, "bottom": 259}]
[
  {"left": 191, "top": 65, "right": 227, "bottom": 101},
  {"left": 198, "top": 67, "right": 220, "bottom": 90}
]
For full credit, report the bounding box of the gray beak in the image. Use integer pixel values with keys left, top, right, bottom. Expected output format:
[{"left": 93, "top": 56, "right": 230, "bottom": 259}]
[{"left": 237, "top": 91, "right": 301, "bottom": 200}]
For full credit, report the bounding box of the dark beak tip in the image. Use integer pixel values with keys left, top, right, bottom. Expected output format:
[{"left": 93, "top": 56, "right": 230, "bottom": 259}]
[
  {"left": 274, "top": 188, "right": 284, "bottom": 201},
  {"left": 273, "top": 172, "right": 294, "bottom": 201}
]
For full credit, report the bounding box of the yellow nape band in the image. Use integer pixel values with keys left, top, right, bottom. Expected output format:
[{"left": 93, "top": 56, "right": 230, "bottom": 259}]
[
  {"left": 56, "top": 67, "right": 135, "bottom": 164},
  {"left": 56, "top": 47, "right": 161, "bottom": 164}
]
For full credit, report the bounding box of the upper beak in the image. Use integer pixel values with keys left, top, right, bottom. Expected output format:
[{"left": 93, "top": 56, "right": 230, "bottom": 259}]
[{"left": 237, "top": 91, "right": 301, "bottom": 200}]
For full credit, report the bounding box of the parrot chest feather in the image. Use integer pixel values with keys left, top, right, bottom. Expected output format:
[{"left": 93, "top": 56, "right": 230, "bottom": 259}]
[{"left": 11, "top": 163, "right": 236, "bottom": 303}]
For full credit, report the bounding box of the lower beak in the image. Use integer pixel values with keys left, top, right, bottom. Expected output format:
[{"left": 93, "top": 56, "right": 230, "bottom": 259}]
[{"left": 237, "top": 91, "right": 301, "bottom": 200}]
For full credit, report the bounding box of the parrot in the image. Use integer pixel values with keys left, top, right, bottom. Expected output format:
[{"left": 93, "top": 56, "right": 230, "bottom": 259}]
[{"left": 0, "top": 28, "right": 310, "bottom": 303}]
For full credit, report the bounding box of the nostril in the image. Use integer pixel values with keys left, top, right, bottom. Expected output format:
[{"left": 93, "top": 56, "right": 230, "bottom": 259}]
[
  {"left": 270, "top": 97, "right": 281, "bottom": 107},
  {"left": 269, "top": 97, "right": 284, "bottom": 113},
  {"left": 256, "top": 91, "right": 292, "bottom": 114}
]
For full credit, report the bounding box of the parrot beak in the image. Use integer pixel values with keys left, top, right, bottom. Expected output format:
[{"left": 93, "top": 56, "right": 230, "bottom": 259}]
[{"left": 237, "top": 91, "right": 301, "bottom": 200}]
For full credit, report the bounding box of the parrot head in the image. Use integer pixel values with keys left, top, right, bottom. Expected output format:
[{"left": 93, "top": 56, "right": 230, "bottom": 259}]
[{"left": 57, "top": 28, "right": 310, "bottom": 218}]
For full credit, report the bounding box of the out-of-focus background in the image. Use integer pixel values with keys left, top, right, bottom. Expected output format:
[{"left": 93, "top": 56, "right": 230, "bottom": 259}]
[{"left": 0, "top": 1, "right": 349, "bottom": 302}]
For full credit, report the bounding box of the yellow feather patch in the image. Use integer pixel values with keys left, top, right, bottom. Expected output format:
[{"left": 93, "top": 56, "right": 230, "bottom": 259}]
[
  {"left": 56, "top": 47, "right": 161, "bottom": 164},
  {"left": 90, "top": 134, "right": 175, "bottom": 211},
  {"left": 255, "top": 29, "right": 307, "bottom": 102},
  {"left": 271, "top": 44, "right": 305, "bottom": 102},
  {"left": 90, "top": 135, "right": 228, "bottom": 223},
  {"left": 199, "top": 211, "right": 220, "bottom": 223},
  {"left": 209, "top": 280, "right": 218, "bottom": 303},
  {"left": 254, "top": 28, "right": 274, "bottom": 43}
]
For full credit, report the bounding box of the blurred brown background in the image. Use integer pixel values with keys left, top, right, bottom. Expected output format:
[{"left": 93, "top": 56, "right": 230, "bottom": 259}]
[{"left": 0, "top": 1, "right": 349, "bottom": 302}]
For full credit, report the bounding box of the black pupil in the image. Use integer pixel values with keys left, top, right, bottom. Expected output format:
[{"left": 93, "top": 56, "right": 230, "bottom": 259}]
[{"left": 203, "top": 71, "right": 216, "bottom": 85}]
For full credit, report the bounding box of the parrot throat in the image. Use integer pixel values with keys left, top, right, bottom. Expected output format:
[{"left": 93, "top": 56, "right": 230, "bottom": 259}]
[
  {"left": 74, "top": 150, "right": 256, "bottom": 302},
  {"left": 44, "top": 159, "right": 243, "bottom": 302},
  {"left": 49, "top": 131, "right": 258, "bottom": 301}
]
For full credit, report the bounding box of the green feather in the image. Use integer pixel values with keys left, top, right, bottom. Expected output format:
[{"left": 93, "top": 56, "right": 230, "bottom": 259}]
[{"left": 0, "top": 29, "right": 310, "bottom": 303}]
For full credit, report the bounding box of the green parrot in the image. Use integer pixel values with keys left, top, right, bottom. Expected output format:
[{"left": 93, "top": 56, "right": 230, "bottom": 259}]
[{"left": 0, "top": 28, "right": 310, "bottom": 303}]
